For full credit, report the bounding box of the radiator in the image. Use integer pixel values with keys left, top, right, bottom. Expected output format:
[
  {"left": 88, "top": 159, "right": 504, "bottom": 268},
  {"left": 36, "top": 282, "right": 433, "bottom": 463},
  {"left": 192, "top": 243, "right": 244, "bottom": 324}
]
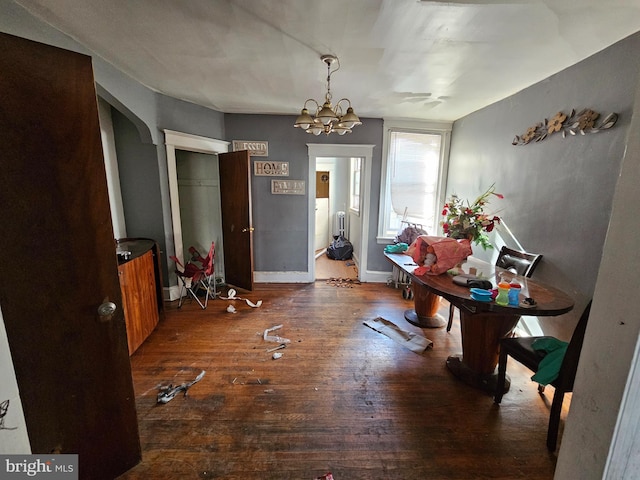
[{"left": 335, "top": 211, "right": 346, "bottom": 237}]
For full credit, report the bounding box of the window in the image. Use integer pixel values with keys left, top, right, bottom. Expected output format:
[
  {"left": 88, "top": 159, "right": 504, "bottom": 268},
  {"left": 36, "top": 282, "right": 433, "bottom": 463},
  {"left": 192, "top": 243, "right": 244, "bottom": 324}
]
[
  {"left": 378, "top": 121, "right": 451, "bottom": 241},
  {"left": 349, "top": 157, "right": 361, "bottom": 214}
]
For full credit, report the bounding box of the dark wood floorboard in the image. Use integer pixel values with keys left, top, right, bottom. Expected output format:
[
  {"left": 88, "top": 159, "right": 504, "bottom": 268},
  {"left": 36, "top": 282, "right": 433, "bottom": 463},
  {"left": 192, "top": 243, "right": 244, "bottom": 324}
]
[{"left": 118, "top": 282, "right": 563, "bottom": 480}]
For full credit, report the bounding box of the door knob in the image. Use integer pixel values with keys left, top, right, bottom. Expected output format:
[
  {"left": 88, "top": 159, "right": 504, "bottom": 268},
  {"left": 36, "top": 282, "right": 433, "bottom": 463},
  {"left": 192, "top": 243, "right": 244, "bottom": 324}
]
[
  {"left": 97, "top": 301, "right": 117, "bottom": 322},
  {"left": 241, "top": 227, "right": 255, "bottom": 233}
]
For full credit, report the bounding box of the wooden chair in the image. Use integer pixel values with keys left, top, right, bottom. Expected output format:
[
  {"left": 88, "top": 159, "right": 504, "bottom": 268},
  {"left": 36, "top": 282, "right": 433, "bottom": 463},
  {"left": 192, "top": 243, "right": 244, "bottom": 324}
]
[
  {"left": 446, "top": 246, "right": 543, "bottom": 332},
  {"left": 494, "top": 301, "right": 592, "bottom": 451}
]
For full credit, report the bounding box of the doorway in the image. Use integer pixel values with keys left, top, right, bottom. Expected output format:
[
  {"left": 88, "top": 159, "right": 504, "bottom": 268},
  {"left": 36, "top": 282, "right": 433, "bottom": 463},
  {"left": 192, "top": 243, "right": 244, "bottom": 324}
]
[
  {"left": 315, "top": 170, "right": 330, "bottom": 253},
  {"left": 314, "top": 159, "right": 354, "bottom": 280},
  {"left": 165, "top": 130, "right": 229, "bottom": 300},
  {"left": 307, "top": 144, "right": 374, "bottom": 282},
  {"left": 175, "top": 149, "right": 223, "bottom": 281}
]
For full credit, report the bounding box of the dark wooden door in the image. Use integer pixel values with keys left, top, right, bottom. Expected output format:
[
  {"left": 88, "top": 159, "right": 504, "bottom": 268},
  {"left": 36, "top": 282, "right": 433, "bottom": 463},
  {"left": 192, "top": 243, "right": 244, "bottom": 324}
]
[
  {"left": 218, "top": 150, "right": 254, "bottom": 291},
  {"left": 0, "top": 33, "right": 140, "bottom": 478}
]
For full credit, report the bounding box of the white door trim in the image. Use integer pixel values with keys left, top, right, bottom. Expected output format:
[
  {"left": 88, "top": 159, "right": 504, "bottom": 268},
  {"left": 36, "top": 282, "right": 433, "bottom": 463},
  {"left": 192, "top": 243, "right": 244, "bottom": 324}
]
[
  {"left": 164, "top": 130, "right": 229, "bottom": 299},
  {"left": 307, "top": 144, "right": 374, "bottom": 282}
]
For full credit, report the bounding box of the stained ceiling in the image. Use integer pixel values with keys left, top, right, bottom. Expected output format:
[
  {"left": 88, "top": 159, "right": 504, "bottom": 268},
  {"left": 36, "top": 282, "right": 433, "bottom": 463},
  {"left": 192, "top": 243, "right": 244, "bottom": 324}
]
[{"left": 13, "top": 0, "right": 640, "bottom": 122}]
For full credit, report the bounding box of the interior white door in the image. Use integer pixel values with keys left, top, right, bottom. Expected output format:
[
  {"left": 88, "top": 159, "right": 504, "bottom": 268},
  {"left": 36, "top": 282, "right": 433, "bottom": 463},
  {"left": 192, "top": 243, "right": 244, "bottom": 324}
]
[{"left": 315, "top": 198, "right": 330, "bottom": 251}]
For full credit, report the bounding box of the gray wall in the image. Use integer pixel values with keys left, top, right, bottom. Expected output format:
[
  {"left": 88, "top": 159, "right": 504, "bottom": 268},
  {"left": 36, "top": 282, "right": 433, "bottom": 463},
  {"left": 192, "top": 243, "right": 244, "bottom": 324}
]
[
  {"left": 448, "top": 32, "right": 640, "bottom": 336},
  {"left": 224, "top": 114, "right": 385, "bottom": 273},
  {"left": 111, "top": 108, "right": 165, "bottom": 243},
  {"left": 157, "top": 94, "right": 225, "bottom": 139}
]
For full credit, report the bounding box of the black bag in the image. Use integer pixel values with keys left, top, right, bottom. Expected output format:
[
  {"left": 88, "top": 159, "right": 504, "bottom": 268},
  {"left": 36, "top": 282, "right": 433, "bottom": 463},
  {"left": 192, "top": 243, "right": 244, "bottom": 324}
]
[{"left": 326, "top": 235, "right": 353, "bottom": 260}]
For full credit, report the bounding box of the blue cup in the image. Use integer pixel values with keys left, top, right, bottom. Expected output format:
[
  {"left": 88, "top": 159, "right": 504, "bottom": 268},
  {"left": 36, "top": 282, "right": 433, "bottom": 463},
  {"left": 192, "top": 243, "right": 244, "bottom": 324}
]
[{"left": 508, "top": 287, "right": 521, "bottom": 306}]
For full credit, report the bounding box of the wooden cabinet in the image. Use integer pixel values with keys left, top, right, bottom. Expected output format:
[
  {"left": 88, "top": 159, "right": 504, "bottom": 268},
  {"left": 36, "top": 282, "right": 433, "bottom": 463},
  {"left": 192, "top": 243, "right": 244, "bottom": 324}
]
[{"left": 117, "top": 239, "right": 162, "bottom": 354}]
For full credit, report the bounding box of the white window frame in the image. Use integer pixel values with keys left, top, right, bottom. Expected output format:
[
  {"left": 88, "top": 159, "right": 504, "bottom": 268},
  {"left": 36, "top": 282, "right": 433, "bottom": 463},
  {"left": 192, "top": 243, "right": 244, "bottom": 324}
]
[
  {"left": 377, "top": 119, "right": 452, "bottom": 243},
  {"left": 349, "top": 156, "right": 361, "bottom": 215}
]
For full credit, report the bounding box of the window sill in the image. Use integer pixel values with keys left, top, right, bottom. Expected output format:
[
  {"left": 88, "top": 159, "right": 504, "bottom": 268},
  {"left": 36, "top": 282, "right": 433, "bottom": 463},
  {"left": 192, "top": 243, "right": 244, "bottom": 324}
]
[{"left": 376, "top": 236, "right": 395, "bottom": 245}]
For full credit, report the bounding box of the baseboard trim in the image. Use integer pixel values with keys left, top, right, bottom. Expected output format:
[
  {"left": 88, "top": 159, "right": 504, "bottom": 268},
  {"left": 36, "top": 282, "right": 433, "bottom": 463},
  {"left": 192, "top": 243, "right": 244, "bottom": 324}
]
[
  {"left": 164, "top": 285, "right": 180, "bottom": 302},
  {"left": 254, "top": 271, "right": 314, "bottom": 283},
  {"left": 254, "top": 269, "right": 390, "bottom": 284},
  {"left": 164, "top": 269, "right": 393, "bottom": 301},
  {"left": 360, "top": 269, "right": 393, "bottom": 283}
]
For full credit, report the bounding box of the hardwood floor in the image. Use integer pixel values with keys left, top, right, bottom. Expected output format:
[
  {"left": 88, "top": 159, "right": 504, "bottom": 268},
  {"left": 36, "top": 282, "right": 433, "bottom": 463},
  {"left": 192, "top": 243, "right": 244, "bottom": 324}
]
[
  {"left": 315, "top": 249, "right": 358, "bottom": 280},
  {"left": 118, "top": 282, "right": 563, "bottom": 480}
]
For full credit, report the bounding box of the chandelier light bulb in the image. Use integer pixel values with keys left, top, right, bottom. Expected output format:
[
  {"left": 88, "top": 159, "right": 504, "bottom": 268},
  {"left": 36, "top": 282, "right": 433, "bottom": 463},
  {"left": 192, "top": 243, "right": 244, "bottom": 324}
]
[
  {"left": 306, "top": 121, "right": 324, "bottom": 136},
  {"left": 317, "top": 101, "right": 337, "bottom": 125},
  {"left": 294, "top": 108, "right": 314, "bottom": 130},
  {"left": 333, "top": 124, "right": 351, "bottom": 135},
  {"left": 340, "top": 106, "right": 361, "bottom": 129}
]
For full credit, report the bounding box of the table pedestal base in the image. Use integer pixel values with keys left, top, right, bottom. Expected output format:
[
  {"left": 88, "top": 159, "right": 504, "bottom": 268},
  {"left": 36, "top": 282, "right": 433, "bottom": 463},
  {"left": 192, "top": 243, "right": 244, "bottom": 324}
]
[
  {"left": 446, "top": 355, "right": 510, "bottom": 395},
  {"left": 404, "top": 309, "right": 446, "bottom": 328},
  {"left": 405, "top": 281, "right": 446, "bottom": 328}
]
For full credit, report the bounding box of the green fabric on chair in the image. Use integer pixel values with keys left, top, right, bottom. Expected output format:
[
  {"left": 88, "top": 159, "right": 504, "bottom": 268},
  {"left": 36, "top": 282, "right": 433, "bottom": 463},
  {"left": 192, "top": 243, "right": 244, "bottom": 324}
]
[{"left": 531, "top": 337, "right": 568, "bottom": 385}]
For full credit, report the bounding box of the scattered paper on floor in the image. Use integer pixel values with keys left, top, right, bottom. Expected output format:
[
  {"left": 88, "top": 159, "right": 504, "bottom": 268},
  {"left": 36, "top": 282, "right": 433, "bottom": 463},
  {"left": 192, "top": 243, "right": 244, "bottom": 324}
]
[{"left": 364, "top": 317, "right": 433, "bottom": 353}]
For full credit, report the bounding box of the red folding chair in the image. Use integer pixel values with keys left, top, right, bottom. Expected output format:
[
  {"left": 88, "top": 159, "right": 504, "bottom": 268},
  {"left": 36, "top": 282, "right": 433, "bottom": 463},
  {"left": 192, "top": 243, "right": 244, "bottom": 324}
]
[
  {"left": 170, "top": 241, "right": 217, "bottom": 309},
  {"left": 199, "top": 241, "right": 217, "bottom": 306}
]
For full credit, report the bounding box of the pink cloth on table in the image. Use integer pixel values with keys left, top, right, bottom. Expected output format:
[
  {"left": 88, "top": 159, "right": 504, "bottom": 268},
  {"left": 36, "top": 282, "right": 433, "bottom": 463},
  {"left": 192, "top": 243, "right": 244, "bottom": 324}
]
[{"left": 407, "top": 235, "right": 472, "bottom": 275}]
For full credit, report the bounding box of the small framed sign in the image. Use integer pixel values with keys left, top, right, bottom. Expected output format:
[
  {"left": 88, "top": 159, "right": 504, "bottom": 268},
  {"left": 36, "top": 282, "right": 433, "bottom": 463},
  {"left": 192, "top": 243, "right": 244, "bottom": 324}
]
[
  {"left": 232, "top": 140, "right": 268, "bottom": 156},
  {"left": 271, "top": 180, "right": 305, "bottom": 195},
  {"left": 254, "top": 161, "right": 289, "bottom": 176}
]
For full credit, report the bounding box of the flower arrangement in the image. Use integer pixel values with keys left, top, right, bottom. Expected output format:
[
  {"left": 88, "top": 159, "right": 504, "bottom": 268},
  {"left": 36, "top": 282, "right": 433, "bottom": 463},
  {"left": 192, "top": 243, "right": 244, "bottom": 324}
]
[{"left": 441, "top": 184, "right": 503, "bottom": 250}]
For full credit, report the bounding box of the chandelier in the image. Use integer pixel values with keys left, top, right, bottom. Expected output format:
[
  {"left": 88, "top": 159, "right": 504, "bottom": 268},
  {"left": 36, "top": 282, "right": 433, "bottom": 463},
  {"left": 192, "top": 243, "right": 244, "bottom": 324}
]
[{"left": 294, "top": 54, "right": 362, "bottom": 136}]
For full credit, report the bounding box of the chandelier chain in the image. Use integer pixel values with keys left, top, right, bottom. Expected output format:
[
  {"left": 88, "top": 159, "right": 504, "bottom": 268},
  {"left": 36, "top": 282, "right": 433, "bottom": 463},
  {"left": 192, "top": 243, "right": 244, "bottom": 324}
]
[{"left": 325, "top": 61, "right": 332, "bottom": 103}]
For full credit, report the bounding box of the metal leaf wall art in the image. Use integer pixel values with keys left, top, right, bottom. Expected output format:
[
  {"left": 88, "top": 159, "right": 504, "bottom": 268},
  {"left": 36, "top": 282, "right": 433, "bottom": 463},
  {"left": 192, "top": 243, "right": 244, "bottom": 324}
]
[{"left": 512, "top": 108, "right": 618, "bottom": 146}]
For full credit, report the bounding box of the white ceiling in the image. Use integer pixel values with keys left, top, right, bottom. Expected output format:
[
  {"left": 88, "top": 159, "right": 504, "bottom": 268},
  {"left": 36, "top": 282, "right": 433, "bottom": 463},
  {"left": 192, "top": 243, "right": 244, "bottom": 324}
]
[{"left": 14, "top": 0, "right": 640, "bottom": 122}]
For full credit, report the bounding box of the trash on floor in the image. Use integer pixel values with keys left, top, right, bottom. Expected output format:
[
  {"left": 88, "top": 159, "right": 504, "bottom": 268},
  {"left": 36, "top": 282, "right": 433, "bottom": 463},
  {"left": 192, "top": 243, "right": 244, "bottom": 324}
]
[
  {"left": 266, "top": 344, "right": 286, "bottom": 353},
  {"left": 157, "top": 370, "right": 205, "bottom": 404},
  {"left": 272, "top": 352, "right": 283, "bottom": 360},
  {"left": 364, "top": 317, "right": 433, "bottom": 353},
  {"left": 221, "top": 288, "right": 242, "bottom": 300},
  {"left": 221, "top": 288, "right": 263, "bottom": 308},
  {"left": 226, "top": 304, "right": 237, "bottom": 313},
  {"left": 314, "top": 474, "right": 334, "bottom": 480},
  {"left": 264, "top": 324, "right": 291, "bottom": 344},
  {"left": 325, "top": 277, "right": 361, "bottom": 288}
]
